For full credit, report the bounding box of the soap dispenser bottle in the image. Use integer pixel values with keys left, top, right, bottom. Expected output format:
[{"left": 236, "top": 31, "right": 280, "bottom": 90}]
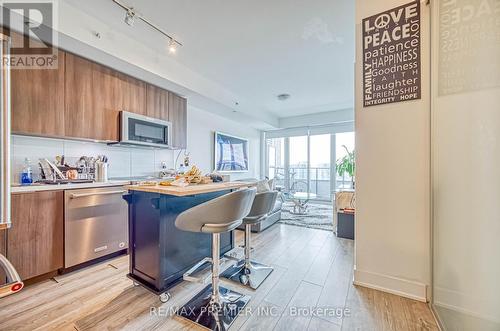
[{"left": 20, "top": 158, "right": 33, "bottom": 185}]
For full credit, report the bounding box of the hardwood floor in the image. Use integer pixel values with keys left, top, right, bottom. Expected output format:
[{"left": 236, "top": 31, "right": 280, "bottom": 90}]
[{"left": 0, "top": 224, "right": 438, "bottom": 331}]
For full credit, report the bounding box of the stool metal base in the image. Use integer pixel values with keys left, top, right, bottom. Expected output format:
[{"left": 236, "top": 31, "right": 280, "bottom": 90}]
[
  {"left": 176, "top": 284, "right": 250, "bottom": 331},
  {"left": 220, "top": 260, "right": 274, "bottom": 290}
]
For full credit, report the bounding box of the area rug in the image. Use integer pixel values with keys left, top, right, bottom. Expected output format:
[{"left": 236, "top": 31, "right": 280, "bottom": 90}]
[{"left": 279, "top": 201, "right": 334, "bottom": 232}]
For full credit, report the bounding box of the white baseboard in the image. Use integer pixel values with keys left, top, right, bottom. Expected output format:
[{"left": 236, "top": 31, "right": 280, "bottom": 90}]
[
  {"left": 433, "top": 287, "right": 500, "bottom": 324},
  {"left": 354, "top": 269, "right": 428, "bottom": 302}
]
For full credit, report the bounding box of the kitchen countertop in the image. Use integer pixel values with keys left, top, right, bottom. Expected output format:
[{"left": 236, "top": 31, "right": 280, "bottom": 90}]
[
  {"left": 126, "top": 181, "right": 256, "bottom": 197},
  {"left": 11, "top": 180, "right": 131, "bottom": 193}
]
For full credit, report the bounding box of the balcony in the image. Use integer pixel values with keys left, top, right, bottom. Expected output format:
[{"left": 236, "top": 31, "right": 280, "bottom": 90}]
[{"left": 269, "top": 166, "right": 354, "bottom": 201}]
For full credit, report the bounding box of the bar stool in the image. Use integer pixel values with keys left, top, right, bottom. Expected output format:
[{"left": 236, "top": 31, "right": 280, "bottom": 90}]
[
  {"left": 221, "top": 191, "right": 278, "bottom": 289},
  {"left": 174, "top": 188, "right": 256, "bottom": 330}
]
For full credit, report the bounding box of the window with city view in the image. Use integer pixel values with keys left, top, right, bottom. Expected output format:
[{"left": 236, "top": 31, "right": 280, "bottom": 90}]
[{"left": 266, "top": 131, "right": 355, "bottom": 201}]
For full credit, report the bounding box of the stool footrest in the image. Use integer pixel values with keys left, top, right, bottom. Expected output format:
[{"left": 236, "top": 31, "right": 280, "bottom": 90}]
[
  {"left": 183, "top": 257, "right": 213, "bottom": 284},
  {"left": 238, "top": 244, "right": 255, "bottom": 252},
  {"left": 224, "top": 247, "right": 245, "bottom": 261},
  {"left": 183, "top": 256, "right": 229, "bottom": 284}
]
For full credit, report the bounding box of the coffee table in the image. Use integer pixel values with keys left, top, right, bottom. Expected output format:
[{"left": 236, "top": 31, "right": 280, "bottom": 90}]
[{"left": 291, "top": 192, "right": 317, "bottom": 214}]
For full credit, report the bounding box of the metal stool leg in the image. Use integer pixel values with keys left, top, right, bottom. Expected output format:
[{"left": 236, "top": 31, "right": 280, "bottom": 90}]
[
  {"left": 220, "top": 224, "right": 274, "bottom": 290},
  {"left": 176, "top": 233, "right": 250, "bottom": 330}
]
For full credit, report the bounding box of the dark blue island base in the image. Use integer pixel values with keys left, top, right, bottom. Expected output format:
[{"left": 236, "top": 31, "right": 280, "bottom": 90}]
[{"left": 124, "top": 190, "right": 234, "bottom": 295}]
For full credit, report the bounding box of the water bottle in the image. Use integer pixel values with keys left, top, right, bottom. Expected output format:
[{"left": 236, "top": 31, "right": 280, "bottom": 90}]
[
  {"left": 20, "top": 158, "right": 33, "bottom": 185},
  {"left": 178, "top": 164, "right": 185, "bottom": 175}
]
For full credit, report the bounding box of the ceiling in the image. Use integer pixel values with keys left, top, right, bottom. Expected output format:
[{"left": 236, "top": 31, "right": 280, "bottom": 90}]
[{"left": 64, "top": 0, "right": 354, "bottom": 121}]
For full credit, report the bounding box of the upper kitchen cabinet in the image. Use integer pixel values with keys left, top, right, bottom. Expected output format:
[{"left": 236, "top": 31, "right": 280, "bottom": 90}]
[
  {"left": 65, "top": 53, "right": 148, "bottom": 141},
  {"left": 10, "top": 39, "right": 184, "bottom": 143},
  {"left": 168, "top": 92, "right": 187, "bottom": 149},
  {"left": 65, "top": 53, "right": 124, "bottom": 141},
  {"left": 11, "top": 50, "right": 66, "bottom": 137},
  {"left": 145, "top": 84, "right": 169, "bottom": 121},
  {"left": 118, "top": 73, "right": 147, "bottom": 115}
]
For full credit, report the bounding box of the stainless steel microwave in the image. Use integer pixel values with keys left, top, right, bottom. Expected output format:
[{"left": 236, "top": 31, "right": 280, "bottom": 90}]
[{"left": 117, "top": 111, "right": 172, "bottom": 148}]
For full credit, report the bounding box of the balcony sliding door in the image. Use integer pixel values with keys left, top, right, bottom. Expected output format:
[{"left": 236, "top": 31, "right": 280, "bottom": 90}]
[
  {"left": 288, "top": 136, "right": 309, "bottom": 195},
  {"left": 265, "top": 126, "right": 355, "bottom": 202},
  {"left": 309, "top": 134, "right": 332, "bottom": 200}
]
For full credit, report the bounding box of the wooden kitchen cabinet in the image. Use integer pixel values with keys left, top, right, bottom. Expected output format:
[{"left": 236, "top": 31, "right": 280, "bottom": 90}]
[
  {"left": 168, "top": 92, "right": 187, "bottom": 149},
  {"left": 11, "top": 50, "right": 66, "bottom": 137},
  {"left": 118, "top": 73, "right": 147, "bottom": 115},
  {"left": 8, "top": 191, "right": 64, "bottom": 281},
  {"left": 65, "top": 53, "right": 123, "bottom": 141},
  {"left": 10, "top": 34, "right": 185, "bottom": 143},
  {"left": 65, "top": 53, "right": 148, "bottom": 141},
  {"left": 145, "top": 84, "right": 169, "bottom": 121}
]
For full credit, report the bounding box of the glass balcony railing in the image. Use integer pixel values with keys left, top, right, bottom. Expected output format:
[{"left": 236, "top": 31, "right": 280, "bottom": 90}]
[{"left": 268, "top": 166, "right": 354, "bottom": 201}]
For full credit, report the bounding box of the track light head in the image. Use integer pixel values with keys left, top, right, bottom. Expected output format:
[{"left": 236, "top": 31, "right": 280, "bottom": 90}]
[
  {"left": 124, "top": 9, "right": 135, "bottom": 26},
  {"left": 168, "top": 39, "right": 177, "bottom": 54},
  {"left": 112, "top": 0, "right": 183, "bottom": 53}
]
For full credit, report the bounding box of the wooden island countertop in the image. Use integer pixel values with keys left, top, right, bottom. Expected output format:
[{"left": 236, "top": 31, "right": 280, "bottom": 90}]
[{"left": 125, "top": 181, "right": 256, "bottom": 197}]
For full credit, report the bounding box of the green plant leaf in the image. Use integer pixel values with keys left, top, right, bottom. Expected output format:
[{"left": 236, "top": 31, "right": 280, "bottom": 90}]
[{"left": 335, "top": 145, "right": 355, "bottom": 179}]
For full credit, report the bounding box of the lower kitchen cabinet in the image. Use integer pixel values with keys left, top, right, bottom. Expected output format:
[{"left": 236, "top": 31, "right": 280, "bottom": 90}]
[{"left": 8, "top": 191, "right": 64, "bottom": 280}]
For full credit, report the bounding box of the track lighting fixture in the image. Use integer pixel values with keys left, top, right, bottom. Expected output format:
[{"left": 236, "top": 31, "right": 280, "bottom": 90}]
[
  {"left": 124, "top": 8, "right": 135, "bottom": 26},
  {"left": 112, "top": 0, "right": 183, "bottom": 53},
  {"left": 168, "top": 39, "right": 177, "bottom": 54}
]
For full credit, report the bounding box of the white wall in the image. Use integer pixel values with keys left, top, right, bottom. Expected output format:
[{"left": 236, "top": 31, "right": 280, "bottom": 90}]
[
  {"left": 11, "top": 135, "right": 174, "bottom": 183},
  {"left": 278, "top": 108, "right": 354, "bottom": 129},
  {"left": 186, "top": 106, "right": 261, "bottom": 181},
  {"left": 354, "top": 0, "right": 431, "bottom": 301}
]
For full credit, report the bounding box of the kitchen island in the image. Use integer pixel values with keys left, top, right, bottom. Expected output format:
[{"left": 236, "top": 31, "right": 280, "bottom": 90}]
[{"left": 124, "top": 181, "right": 255, "bottom": 299}]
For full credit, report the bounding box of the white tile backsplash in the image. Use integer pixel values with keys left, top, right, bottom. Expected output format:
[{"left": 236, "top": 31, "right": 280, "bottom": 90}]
[
  {"left": 130, "top": 148, "right": 155, "bottom": 177},
  {"left": 104, "top": 146, "right": 131, "bottom": 178},
  {"left": 11, "top": 135, "right": 64, "bottom": 182},
  {"left": 154, "top": 149, "right": 175, "bottom": 172},
  {"left": 11, "top": 135, "right": 174, "bottom": 183}
]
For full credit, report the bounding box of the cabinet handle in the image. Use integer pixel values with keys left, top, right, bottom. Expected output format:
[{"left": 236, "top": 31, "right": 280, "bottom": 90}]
[{"left": 70, "top": 190, "right": 127, "bottom": 199}]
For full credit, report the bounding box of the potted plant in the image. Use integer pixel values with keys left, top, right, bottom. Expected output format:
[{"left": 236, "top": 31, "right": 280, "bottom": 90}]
[{"left": 336, "top": 145, "right": 355, "bottom": 189}]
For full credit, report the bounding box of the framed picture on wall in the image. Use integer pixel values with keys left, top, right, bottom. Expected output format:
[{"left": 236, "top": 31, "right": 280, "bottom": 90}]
[{"left": 214, "top": 132, "right": 249, "bottom": 172}]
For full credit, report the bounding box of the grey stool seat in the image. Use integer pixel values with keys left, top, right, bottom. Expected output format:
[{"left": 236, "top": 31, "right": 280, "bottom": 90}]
[
  {"left": 221, "top": 191, "right": 278, "bottom": 289},
  {"left": 175, "top": 188, "right": 256, "bottom": 331}
]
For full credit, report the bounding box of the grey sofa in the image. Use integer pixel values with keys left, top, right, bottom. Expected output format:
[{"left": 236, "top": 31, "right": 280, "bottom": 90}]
[{"left": 236, "top": 178, "right": 282, "bottom": 232}]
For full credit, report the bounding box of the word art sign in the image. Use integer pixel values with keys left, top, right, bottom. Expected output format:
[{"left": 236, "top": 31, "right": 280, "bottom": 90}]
[
  {"left": 438, "top": 0, "right": 500, "bottom": 95},
  {"left": 362, "top": 1, "right": 421, "bottom": 107}
]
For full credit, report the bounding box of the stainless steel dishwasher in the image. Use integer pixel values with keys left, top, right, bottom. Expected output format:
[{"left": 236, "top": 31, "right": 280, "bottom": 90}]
[{"left": 65, "top": 186, "right": 128, "bottom": 268}]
